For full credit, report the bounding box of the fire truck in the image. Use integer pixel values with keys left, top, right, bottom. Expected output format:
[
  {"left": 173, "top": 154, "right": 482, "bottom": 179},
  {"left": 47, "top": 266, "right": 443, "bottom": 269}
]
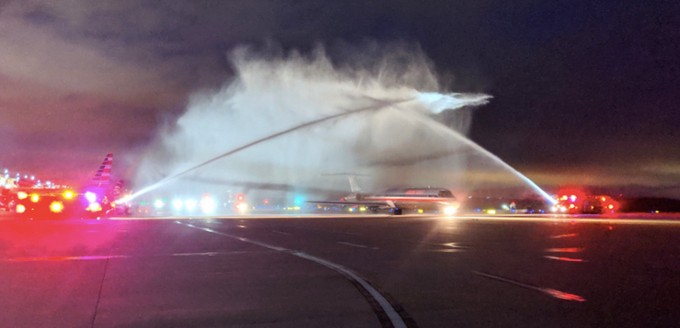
[
  {"left": 12, "top": 188, "right": 106, "bottom": 219},
  {"left": 553, "top": 189, "right": 619, "bottom": 214},
  {"left": 7, "top": 153, "right": 129, "bottom": 219}
]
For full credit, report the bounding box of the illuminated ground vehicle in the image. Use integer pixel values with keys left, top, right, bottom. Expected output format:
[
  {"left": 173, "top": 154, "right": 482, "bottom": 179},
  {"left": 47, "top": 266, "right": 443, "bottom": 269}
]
[
  {"left": 10, "top": 153, "right": 126, "bottom": 219},
  {"left": 553, "top": 189, "right": 619, "bottom": 214},
  {"left": 13, "top": 189, "right": 107, "bottom": 219}
]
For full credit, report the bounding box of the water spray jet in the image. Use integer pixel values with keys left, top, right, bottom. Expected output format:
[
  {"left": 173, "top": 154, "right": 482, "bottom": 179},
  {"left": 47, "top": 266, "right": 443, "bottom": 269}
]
[
  {"left": 132, "top": 45, "right": 555, "bottom": 213},
  {"left": 128, "top": 97, "right": 414, "bottom": 201},
  {"left": 393, "top": 107, "right": 557, "bottom": 205}
]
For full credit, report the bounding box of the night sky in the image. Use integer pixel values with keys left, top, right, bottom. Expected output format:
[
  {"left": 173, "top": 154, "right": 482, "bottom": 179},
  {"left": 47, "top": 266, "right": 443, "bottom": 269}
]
[{"left": 0, "top": 0, "right": 678, "bottom": 197}]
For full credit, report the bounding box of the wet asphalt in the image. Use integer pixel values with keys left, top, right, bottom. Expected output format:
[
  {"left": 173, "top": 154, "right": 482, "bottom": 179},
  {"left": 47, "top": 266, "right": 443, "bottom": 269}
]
[{"left": 1, "top": 214, "right": 678, "bottom": 327}]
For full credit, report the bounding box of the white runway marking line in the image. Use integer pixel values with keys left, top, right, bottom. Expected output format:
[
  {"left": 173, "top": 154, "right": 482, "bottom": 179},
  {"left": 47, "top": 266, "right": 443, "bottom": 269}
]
[
  {"left": 473, "top": 271, "right": 586, "bottom": 302},
  {"left": 337, "top": 241, "right": 368, "bottom": 248},
  {"left": 4, "top": 255, "right": 130, "bottom": 262},
  {"left": 2, "top": 251, "right": 271, "bottom": 262},
  {"left": 112, "top": 214, "right": 396, "bottom": 220},
  {"left": 169, "top": 251, "right": 270, "bottom": 257},
  {"left": 454, "top": 215, "right": 680, "bottom": 226},
  {"left": 544, "top": 255, "right": 586, "bottom": 263},
  {"left": 180, "top": 222, "right": 408, "bottom": 328},
  {"left": 550, "top": 233, "right": 578, "bottom": 239}
]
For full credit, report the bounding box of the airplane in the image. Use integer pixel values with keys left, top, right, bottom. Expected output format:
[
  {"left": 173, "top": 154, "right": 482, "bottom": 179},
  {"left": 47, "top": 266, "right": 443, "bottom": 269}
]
[
  {"left": 11, "top": 153, "right": 130, "bottom": 219},
  {"left": 309, "top": 175, "right": 460, "bottom": 215},
  {"left": 85, "top": 153, "right": 119, "bottom": 205}
]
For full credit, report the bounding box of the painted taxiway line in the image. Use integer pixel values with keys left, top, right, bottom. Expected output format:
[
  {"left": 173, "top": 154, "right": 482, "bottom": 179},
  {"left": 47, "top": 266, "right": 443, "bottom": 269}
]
[
  {"left": 455, "top": 215, "right": 680, "bottom": 225},
  {"left": 550, "top": 233, "right": 578, "bottom": 239},
  {"left": 179, "top": 221, "right": 410, "bottom": 328},
  {"left": 108, "top": 214, "right": 680, "bottom": 225},
  {"left": 337, "top": 241, "right": 369, "bottom": 248},
  {"left": 2, "top": 250, "right": 273, "bottom": 262},
  {"left": 473, "top": 271, "right": 586, "bottom": 302},
  {"left": 109, "top": 214, "right": 397, "bottom": 220},
  {"left": 544, "top": 255, "right": 586, "bottom": 263}
]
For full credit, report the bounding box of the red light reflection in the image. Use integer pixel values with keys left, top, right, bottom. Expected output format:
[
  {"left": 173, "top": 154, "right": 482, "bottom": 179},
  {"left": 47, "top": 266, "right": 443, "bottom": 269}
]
[
  {"left": 544, "top": 247, "right": 584, "bottom": 253},
  {"left": 544, "top": 255, "right": 585, "bottom": 262},
  {"left": 7, "top": 255, "right": 128, "bottom": 262},
  {"left": 542, "top": 288, "right": 586, "bottom": 302}
]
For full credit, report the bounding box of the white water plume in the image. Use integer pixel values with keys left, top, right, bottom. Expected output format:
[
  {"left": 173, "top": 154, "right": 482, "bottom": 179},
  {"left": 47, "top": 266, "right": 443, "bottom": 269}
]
[{"left": 133, "top": 45, "right": 548, "bottom": 210}]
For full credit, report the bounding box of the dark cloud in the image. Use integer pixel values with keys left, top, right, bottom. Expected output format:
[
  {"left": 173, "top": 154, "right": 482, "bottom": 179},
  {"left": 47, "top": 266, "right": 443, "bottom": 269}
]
[{"left": 0, "top": 0, "right": 678, "bottom": 196}]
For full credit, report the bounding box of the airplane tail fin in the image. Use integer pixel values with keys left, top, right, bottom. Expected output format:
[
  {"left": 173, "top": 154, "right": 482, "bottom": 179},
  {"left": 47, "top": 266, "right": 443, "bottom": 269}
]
[
  {"left": 321, "top": 173, "right": 363, "bottom": 193},
  {"left": 91, "top": 153, "right": 113, "bottom": 188},
  {"left": 347, "top": 175, "right": 362, "bottom": 194}
]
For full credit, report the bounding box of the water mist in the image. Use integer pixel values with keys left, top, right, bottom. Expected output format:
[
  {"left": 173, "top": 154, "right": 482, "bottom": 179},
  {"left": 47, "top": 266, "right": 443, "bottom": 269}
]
[{"left": 132, "top": 45, "right": 553, "bottom": 213}]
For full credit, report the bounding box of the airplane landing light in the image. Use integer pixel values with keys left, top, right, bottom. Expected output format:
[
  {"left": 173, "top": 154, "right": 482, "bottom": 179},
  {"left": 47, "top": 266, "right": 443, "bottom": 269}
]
[{"left": 443, "top": 205, "right": 458, "bottom": 216}]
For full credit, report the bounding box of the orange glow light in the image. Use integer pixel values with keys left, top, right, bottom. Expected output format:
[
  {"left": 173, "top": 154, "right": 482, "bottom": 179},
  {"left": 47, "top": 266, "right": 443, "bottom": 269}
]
[
  {"left": 50, "top": 201, "right": 64, "bottom": 213},
  {"left": 62, "top": 190, "right": 75, "bottom": 200}
]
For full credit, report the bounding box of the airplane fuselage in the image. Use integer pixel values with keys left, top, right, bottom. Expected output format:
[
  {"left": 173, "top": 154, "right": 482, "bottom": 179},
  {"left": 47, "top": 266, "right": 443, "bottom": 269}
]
[{"left": 335, "top": 187, "right": 460, "bottom": 215}]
